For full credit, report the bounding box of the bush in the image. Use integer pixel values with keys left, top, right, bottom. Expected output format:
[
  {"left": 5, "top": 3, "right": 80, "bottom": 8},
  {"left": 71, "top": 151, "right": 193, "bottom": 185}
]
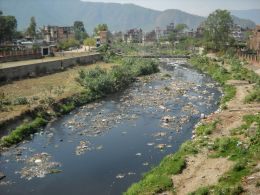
[
  {"left": 1, "top": 117, "right": 47, "bottom": 146},
  {"left": 245, "top": 88, "right": 260, "bottom": 103},
  {"left": 77, "top": 58, "right": 159, "bottom": 97},
  {"left": 13, "top": 97, "right": 29, "bottom": 105}
]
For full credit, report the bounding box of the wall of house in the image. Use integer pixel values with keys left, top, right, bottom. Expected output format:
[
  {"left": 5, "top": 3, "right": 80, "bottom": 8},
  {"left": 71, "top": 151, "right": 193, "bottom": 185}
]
[{"left": 0, "top": 54, "right": 101, "bottom": 82}]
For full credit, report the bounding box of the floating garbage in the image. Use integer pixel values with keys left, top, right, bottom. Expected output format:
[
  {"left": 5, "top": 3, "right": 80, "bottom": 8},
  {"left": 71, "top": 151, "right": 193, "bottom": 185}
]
[
  {"left": 75, "top": 141, "right": 91, "bottom": 155},
  {"left": 19, "top": 153, "right": 61, "bottom": 180},
  {"left": 116, "top": 174, "right": 125, "bottom": 179},
  {"left": 156, "top": 144, "right": 167, "bottom": 150}
]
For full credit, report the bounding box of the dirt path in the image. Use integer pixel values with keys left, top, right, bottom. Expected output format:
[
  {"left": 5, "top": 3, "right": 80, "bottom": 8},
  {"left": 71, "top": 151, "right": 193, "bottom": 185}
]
[
  {"left": 172, "top": 153, "right": 233, "bottom": 195},
  {"left": 170, "top": 60, "right": 260, "bottom": 195}
]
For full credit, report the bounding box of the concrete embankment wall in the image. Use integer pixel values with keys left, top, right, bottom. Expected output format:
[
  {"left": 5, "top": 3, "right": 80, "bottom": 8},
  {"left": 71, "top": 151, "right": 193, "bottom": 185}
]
[{"left": 0, "top": 54, "right": 101, "bottom": 82}]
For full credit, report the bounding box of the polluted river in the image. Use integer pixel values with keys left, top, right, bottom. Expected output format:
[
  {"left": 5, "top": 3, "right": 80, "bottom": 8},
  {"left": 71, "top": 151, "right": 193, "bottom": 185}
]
[{"left": 0, "top": 59, "right": 222, "bottom": 195}]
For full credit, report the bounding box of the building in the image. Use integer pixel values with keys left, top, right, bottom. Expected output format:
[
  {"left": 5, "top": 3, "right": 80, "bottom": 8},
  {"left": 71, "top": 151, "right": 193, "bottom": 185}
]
[
  {"left": 155, "top": 27, "right": 164, "bottom": 41},
  {"left": 124, "top": 28, "right": 143, "bottom": 43},
  {"left": 196, "top": 25, "right": 204, "bottom": 38},
  {"left": 42, "top": 26, "right": 75, "bottom": 43},
  {"left": 164, "top": 23, "right": 175, "bottom": 37},
  {"left": 249, "top": 25, "right": 260, "bottom": 51},
  {"left": 144, "top": 30, "right": 157, "bottom": 43},
  {"left": 99, "top": 31, "right": 109, "bottom": 44},
  {"left": 231, "top": 24, "right": 244, "bottom": 41}
]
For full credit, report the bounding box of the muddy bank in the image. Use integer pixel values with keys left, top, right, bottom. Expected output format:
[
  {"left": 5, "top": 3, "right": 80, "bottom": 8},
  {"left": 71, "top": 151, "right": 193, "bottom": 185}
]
[{"left": 0, "top": 60, "right": 221, "bottom": 195}]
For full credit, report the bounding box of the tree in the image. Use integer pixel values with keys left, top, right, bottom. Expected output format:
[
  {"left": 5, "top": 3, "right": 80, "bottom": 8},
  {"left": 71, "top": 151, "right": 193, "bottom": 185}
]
[
  {"left": 0, "top": 12, "right": 17, "bottom": 43},
  {"left": 73, "top": 21, "right": 88, "bottom": 42},
  {"left": 94, "top": 24, "right": 108, "bottom": 36},
  {"left": 83, "top": 37, "right": 96, "bottom": 47},
  {"left": 203, "top": 9, "right": 233, "bottom": 51},
  {"left": 175, "top": 24, "right": 188, "bottom": 33},
  {"left": 26, "top": 17, "right": 37, "bottom": 38},
  {"left": 57, "top": 38, "right": 80, "bottom": 51}
]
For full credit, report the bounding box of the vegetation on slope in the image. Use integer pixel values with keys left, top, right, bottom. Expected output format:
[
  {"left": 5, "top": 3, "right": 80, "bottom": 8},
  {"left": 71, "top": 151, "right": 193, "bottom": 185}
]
[{"left": 0, "top": 57, "right": 159, "bottom": 147}]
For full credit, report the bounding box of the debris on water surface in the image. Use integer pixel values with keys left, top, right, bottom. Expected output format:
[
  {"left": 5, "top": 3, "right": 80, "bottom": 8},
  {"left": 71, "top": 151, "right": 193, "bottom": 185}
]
[
  {"left": 19, "top": 153, "right": 61, "bottom": 180},
  {"left": 142, "top": 162, "right": 149, "bottom": 166},
  {"left": 96, "top": 145, "right": 103, "bottom": 150},
  {"left": 136, "top": 153, "right": 142, "bottom": 156},
  {"left": 75, "top": 141, "right": 91, "bottom": 155},
  {"left": 116, "top": 174, "right": 125, "bottom": 179},
  {"left": 153, "top": 132, "right": 167, "bottom": 137},
  {"left": 156, "top": 144, "right": 167, "bottom": 150}
]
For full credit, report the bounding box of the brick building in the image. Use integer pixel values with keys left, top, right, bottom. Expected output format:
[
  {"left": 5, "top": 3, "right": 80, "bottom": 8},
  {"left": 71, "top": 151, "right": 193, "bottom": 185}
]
[
  {"left": 249, "top": 25, "right": 260, "bottom": 51},
  {"left": 42, "top": 26, "right": 75, "bottom": 43}
]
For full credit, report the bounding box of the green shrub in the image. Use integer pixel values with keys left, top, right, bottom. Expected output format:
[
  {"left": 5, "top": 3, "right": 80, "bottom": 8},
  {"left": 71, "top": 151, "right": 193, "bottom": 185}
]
[
  {"left": 195, "top": 121, "right": 218, "bottom": 136},
  {"left": 13, "top": 97, "right": 29, "bottom": 105},
  {"left": 189, "top": 187, "right": 210, "bottom": 195},
  {"left": 78, "top": 58, "right": 159, "bottom": 98},
  {"left": 1, "top": 117, "right": 47, "bottom": 146}
]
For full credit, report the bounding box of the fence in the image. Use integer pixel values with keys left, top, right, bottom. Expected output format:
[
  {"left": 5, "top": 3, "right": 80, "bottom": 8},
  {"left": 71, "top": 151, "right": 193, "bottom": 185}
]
[
  {"left": 0, "top": 49, "right": 42, "bottom": 63},
  {"left": 237, "top": 50, "right": 260, "bottom": 64}
]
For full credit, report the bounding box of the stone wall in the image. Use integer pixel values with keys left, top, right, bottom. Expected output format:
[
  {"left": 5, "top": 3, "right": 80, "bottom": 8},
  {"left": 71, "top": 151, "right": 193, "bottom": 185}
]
[{"left": 0, "top": 54, "right": 101, "bottom": 82}]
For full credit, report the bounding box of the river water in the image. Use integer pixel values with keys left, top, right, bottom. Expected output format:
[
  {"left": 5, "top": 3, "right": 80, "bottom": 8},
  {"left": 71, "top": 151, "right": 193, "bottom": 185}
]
[{"left": 0, "top": 60, "right": 221, "bottom": 195}]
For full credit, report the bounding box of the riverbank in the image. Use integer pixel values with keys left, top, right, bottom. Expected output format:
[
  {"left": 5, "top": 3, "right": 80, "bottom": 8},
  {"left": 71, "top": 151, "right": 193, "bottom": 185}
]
[
  {"left": 0, "top": 58, "right": 222, "bottom": 194},
  {"left": 125, "top": 54, "right": 260, "bottom": 194},
  {"left": 0, "top": 57, "right": 159, "bottom": 147}
]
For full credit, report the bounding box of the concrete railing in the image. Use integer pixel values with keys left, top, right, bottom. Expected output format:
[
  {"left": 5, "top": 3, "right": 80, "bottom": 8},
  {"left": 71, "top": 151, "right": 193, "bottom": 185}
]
[{"left": 0, "top": 53, "right": 101, "bottom": 83}]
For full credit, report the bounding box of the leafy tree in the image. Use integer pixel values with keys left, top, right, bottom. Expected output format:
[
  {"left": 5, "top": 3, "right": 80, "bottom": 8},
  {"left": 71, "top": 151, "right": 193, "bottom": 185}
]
[
  {"left": 203, "top": 9, "right": 233, "bottom": 51},
  {"left": 0, "top": 12, "right": 17, "bottom": 43},
  {"left": 83, "top": 37, "right": 96, "bottom": 47},
  {"left": 57, "top": 38, "right": 80, "bottom": 50},
  {"left": 175, "top": 24, "right": 188, "bottom": 33},
  {"left": 94, "top": 24, "right": 108, "bottom": 36},
  {"left": 26, "top": 17, "right": 37, "bottom": 38},
  {"left": 73, "top": 21, "right": 88, "bottom": 42},
  {"left": 168, "top": 31, "right": 177, "bottom": 45}
]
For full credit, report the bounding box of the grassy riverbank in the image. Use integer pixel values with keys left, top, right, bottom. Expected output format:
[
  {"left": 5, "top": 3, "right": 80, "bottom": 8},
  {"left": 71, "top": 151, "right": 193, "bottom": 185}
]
[
  {"left": 125, "top": 54, "right": 260, "bottom": 194},
  {"left": 0, "top": 58, "right": 159, "bottom": 147}
]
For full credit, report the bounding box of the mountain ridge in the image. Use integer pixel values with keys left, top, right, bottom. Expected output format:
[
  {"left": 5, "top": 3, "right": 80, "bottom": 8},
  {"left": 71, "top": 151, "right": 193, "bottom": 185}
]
[{"left": 0, "top": 0, "right": 257, "bottom": 33}]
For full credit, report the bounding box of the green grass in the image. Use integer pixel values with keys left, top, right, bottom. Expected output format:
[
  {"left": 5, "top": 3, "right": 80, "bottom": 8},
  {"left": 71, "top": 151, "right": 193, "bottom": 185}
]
[
  {"left": 188, "top": 55, "right": 236, "bottom": 106},
  {"left": 59, "top": 102, "right": 75, "bottom": 114},
  {"left": 188, "top": 55, "right": 231, "bottom": 86},
  {"left": 194, "top": 113, "right": 260, "bottom": 194},
  {"left": 221, "top": 85, "right": 236, "bottom": 105},
  {"left": 225, "top": 56, "right": 260, "bottom": 103},
  {"left": 195, "top": 121, "right": 218, "bottom": 136},
  {"left": 125, "top": 141, "right": 199, "bottom": 194},
  {"left": 0, "top": 117, "right": 47, "bottom": 146},
  {"left": 245, "top": 88, "right": 260, "bottom": 103}
]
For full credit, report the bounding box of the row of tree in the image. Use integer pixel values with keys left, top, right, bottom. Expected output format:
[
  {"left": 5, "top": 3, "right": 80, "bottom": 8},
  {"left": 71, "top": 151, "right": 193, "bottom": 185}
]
[{"left": 165, "top": 9, "right": 235, "bottom": 52}]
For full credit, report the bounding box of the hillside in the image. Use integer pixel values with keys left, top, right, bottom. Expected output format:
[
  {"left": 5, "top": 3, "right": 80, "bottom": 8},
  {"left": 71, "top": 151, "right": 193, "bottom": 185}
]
[
  {"left": 231, "top": 9, "right": 260, "bottom": 24},
  {"left": 0, "top": 0, "right": 256, "bottom": 32}
]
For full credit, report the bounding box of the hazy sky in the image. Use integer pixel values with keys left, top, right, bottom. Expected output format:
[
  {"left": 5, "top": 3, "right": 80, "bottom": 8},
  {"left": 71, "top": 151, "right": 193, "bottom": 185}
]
[{"left": 82, "top": 0, "right": 260, "bottom": 16}]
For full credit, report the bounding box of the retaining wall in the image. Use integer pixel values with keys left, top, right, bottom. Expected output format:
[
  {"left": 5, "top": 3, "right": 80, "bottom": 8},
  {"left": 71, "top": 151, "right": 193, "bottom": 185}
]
[{"left": 0, "top": 53, "right": 101, "bottom": 82}]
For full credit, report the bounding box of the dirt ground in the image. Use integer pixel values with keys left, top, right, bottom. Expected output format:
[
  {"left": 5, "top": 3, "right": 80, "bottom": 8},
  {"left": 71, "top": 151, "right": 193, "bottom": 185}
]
[
  {"left": 172, "top": 153, "right": 233, "bottom": 194},
  {"left": 169, "top": 60, "right": 260, "bottom": 195},
  {"left": 0, "top": 62, "right": 113, "bottom": 123}
]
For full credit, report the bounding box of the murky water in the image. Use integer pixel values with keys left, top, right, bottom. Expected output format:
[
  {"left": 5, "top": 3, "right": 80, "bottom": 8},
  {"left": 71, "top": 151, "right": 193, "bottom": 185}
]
[{"left": 0, "top": 60, "right": 221, "bottom": 195}]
